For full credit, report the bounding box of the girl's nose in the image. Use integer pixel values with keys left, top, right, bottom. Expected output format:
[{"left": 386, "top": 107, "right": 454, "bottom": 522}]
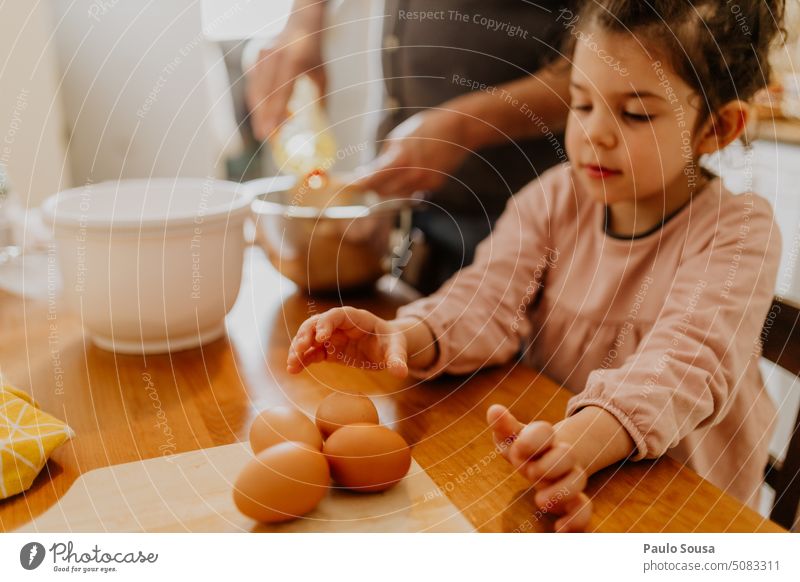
[{"left": 582, "top": 110, "right": 617, "bottom": 149}]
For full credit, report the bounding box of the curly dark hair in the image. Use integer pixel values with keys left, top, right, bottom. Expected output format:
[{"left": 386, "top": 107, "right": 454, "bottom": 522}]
[{"left": 571, "top": 0, "right": 786, "bottom": 121}]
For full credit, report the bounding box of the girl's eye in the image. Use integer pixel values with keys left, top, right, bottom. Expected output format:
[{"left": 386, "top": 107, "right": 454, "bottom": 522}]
[
  {"left": 623, "top": 111, "right": 654, "bottom": 122},
  {"left": 571, "top": 104, "right": 591, "bottom": 113}
]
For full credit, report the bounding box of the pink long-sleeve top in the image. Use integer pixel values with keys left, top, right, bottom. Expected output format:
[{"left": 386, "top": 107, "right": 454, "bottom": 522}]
[{"left": 397, "top": 164, "right": 782, "bottom": 507}]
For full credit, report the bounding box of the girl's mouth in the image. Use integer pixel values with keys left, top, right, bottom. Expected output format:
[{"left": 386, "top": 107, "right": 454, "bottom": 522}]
[{"left": 583, "top": 164, "right": 622, "bottom": 179}]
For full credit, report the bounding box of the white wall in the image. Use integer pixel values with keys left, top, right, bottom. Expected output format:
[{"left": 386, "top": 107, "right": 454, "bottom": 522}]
[
  {"left": 47, "top": 0, "right": 383, "bottom": 187},
  {"left": 713, "top": 141, "right": 800, "bottom": 302},
  {"left": 0, "top": 2, "right": 72, "bottom": 207},
  {"left": 321, "top": 0, "right": 386, "bottom": 169},
  {"left": 48, "top": 0, "right": 242, "bottom": 186}
]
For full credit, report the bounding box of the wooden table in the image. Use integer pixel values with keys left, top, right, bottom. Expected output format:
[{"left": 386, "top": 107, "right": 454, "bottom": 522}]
[{"left": 0, "top": 249, "right": 784, "bottom": 532}]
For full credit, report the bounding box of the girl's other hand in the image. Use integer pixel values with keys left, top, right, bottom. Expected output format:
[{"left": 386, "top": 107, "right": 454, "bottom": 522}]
[
  {"left": 487, "top": 404, "right": 593, "bottom": 532},
  {"left": 287, "top": 307, "right": 409, "bottom": 378}
]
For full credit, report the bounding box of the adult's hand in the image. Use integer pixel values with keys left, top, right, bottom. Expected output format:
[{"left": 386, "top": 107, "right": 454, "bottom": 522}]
[
  {"left": 352, "top": 63, "right": 573, "bottom": 198},
  {"left": 352, "top": 109, "right": 471, "bottom": 197},
  {"left": 245, "top": 22, "right": 326, "bottom": 141}
]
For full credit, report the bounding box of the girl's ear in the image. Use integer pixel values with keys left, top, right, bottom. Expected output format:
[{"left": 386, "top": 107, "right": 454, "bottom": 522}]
[{"left": 694, "top": 101, "right": 750, "bottom": 155}]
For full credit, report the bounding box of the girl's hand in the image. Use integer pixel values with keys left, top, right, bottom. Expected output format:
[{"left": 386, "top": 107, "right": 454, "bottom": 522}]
[
  {"left": 487, "top": 404, "right": 593, "bottom": 532},
  {"left": 287, "top": 307, "right": 409, "bottom": 378}
]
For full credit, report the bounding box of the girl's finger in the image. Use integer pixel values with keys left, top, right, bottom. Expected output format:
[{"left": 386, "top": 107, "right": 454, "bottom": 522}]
[
  {"left": 287, "top": 345, "right": 324, "bottom": 373},
  {"left": 289, "top": 325, "right": 314, "bottom": 354},
  {"left": 315, "top": 307, "right": 364, "bottom": 342},
  {"left": 300, "top": 345, "right": 328, "bottom": 367},
  {"left": 377, "top": 319, "right": 408, "bottom": 376},
  {"left": 286, "top": 353, "right": 302, "bottom": 373},
  {"left": 290, "top": 315, "right": 321, "bottom": 355},
  {"left": 512, "top": 421, "right": 555, "bottom": 465},
  {"left": 554, "top": 493, "right": 593, "bottom": 533},
  {"left": 525, "top": 441, "right": 574, "bottom": 483},
  {"left": 487, "top": 405, "right": 525, "bottom": 454},
  {"left": 382, "top": 331, "right": 408, "bottom": 378},
  {"left": 314, "top": 309, "right": 345, "bottom": 342},
  {"left": 534, "top": 467, "right": 588, "bottom": 509}
]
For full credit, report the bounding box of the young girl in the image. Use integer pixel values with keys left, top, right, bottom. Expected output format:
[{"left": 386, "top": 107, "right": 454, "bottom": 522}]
[{"left": 287, "top": 0, "right": 786, "bottom": 531}]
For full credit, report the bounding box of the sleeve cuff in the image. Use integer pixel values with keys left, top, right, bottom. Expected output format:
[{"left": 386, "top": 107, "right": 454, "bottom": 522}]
[
  {"left": 395, "top": 308, "right": 452, "bottom": 381},
  {"left": 564, "top": 396, "right": 650, "bottom": 462}
]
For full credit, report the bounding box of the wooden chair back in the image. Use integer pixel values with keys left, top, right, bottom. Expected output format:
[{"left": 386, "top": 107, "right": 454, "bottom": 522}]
[{"left": 761, "top": 297, "right": 800, "bottom": 530}]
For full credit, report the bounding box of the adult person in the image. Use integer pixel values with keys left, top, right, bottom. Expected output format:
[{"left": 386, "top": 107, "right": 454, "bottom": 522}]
[{"left": 247, "top": 0, "right": 574, "bottom": 292}]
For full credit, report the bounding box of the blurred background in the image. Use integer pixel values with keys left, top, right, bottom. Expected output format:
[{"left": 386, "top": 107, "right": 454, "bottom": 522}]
[
  {"left": 0, "top": 0, "right": 385, "bottom": 204},
  {"left": 1, "top": 0, "right": 799, "bottom": 518}
]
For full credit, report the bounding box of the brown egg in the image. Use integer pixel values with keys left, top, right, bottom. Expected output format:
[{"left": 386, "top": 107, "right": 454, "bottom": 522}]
[
  {"left": 315, "top": 392, "right": 379, "bottom": 438},
  {"left": 233, "top": 441, "right": 330, "bottom": 523},
  {"left": 323, "top": 423, "right": 411, "bottom": 492},
  {"left": 249, "top": 406, "right": 323, "bottom": 453}
]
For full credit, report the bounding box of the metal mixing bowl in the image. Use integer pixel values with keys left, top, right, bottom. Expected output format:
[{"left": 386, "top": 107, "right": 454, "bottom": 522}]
[{"left": 249, "top": 176, "right": 416, "bottom": 294}]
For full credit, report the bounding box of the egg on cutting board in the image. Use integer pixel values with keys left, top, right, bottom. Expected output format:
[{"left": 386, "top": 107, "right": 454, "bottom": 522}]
[
  {"left": 233, "top": 441, "right": 331, "bottom": 523},
  {"left": 315, "top": 391, "right": 379, "bottom": 438},
  {"left": 249, "top": 406, "right": 323, "bottom": 453},
  {"left": 323, "top": 423, "right": 411, "bottom": 492}
]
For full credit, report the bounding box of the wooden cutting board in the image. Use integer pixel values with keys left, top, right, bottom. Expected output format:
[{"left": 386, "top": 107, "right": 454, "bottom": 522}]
[{"left": 18, "top": 442, "right": 474, "bottom": 532}]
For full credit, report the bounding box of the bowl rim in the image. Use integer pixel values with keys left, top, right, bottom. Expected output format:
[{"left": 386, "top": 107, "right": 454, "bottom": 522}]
[
  {"left": 248, "top": 176, "right": 420, "bottom": 220},
  {"left": 41, "top": 178, "right": 252, "bottom": 231}
]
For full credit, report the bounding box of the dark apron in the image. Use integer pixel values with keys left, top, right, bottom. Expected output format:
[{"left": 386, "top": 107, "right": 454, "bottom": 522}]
[{"left": 379, "top": 0, "right": 571, "bottom": 292}]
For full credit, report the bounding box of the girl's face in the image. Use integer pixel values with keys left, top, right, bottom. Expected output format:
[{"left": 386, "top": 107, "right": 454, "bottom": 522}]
[{"left": 565, "top": 26, "right": 704, "bottom": 206}]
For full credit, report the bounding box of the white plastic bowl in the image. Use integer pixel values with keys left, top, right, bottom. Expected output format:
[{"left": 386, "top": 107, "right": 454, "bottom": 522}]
[{"left": 41, "top": 178, "right": 251, "bottom": 354}]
